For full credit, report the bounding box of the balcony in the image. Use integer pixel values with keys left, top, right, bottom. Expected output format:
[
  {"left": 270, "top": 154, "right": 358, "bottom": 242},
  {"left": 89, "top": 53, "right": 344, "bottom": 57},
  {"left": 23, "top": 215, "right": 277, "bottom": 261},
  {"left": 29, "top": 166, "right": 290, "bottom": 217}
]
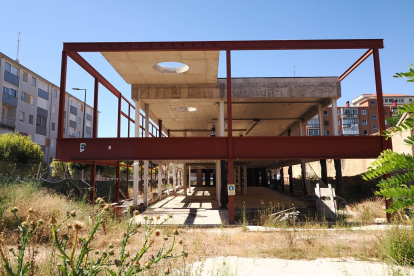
[
  {"left": 70, "top": 105, "right": 77, "bottom": 115},
  {"left": 0, "top": 116, "right": 16, "bottom": 128},
  {"left": 35, "top": 125, "right": 47, "bottom": 136},
  {"left": 341, "top": 114, "right": 359, "bottom": 118},
  {"left": 86, "top": 113, "right": 92, "bottom": 121},
  {"left": 86, "top": 126, "right": 91, "bottom": 134},
  {"left": 69, "top": 120, "right": 77, "bottom": 129},
  {"left": 2, "top": 94, "right": 18, "bottom": 107},
  {"left": 4, "top": 71, "right": 19, "bottom": 87}
]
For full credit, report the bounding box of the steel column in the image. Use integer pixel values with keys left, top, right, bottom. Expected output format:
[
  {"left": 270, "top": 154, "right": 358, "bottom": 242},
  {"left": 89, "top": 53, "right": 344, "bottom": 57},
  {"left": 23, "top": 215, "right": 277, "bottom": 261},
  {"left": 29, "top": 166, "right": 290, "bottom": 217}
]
[
  {"left": 373, "top": 47, "right": 393, "bottom": 220},
  {"left": 158, "top": 120, "right": 162, "bottom": 137},
  {"left": 58, "top": 51, "right": 67, "bottom": 139},
  {"left": 226, "top": 49, "right": 234, "bottom": 224}
]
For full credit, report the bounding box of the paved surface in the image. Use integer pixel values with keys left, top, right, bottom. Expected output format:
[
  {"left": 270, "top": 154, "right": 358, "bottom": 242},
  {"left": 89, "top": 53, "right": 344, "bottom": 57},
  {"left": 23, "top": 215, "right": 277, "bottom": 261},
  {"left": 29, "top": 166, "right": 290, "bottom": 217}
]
[
  {"left": 130, "top": 186, "right": 305, "bottom": 226},
  {"left": 188, "top": 256, "right": 414, "bottom": 276}
]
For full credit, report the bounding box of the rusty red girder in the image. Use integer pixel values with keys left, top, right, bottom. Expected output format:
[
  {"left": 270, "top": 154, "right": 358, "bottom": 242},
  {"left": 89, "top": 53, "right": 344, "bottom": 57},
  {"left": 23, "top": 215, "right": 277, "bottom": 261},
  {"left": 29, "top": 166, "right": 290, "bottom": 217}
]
[
  {"left": 340, "top": 49, "right": 373, "bottom": 81},
  {"left": 63, "top": 39, "right": 384, "bottom": 52},
  {"left": 56, "top": 136, "right": 383, "bottom": 161}
]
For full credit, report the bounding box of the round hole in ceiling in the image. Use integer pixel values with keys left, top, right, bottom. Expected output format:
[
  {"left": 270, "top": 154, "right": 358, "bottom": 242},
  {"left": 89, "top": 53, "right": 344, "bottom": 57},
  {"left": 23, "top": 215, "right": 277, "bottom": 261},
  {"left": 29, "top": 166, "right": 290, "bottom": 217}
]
[
  {"left": 173, "top": 107, "right": 197, "bottom": 112},
  {"left": 154, "top": 62, "right": 189, "bottom": 74}
]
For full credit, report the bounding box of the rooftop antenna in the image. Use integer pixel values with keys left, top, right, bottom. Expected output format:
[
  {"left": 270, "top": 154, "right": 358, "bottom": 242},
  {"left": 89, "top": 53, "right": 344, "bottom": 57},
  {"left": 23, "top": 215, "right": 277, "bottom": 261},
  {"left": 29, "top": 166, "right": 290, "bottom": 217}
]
[
  {"left": 293, "top": 65, "right": 296, "bottom": 77},
  {"left": 16, "top": 32, "right": 20, "bottom": 63}
]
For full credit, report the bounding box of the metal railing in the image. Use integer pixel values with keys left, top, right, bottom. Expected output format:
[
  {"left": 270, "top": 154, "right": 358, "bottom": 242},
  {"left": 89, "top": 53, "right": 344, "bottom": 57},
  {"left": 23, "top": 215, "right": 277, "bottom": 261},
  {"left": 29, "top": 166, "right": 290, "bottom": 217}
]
[{"left": 0, "top": 116, "right": 16, "bottom": 127}]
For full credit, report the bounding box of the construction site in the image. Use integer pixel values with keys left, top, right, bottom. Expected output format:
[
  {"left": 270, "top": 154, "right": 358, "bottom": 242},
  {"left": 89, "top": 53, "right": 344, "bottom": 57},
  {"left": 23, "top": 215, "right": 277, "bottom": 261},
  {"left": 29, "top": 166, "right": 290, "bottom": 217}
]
[{"left": 54, "top": 39, "right": 391, "bottom": 224}]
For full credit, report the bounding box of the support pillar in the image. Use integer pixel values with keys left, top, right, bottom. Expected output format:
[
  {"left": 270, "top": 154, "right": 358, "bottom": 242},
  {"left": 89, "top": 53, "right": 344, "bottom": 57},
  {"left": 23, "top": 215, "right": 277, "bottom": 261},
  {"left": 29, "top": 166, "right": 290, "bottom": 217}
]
[
  {"left": 183, "top": 164, "right": 187, "bottom": 196},
  {"left": 133, "top": 100, "right": 141, "bottom": 208},
  {"left": 373, "top": 48, "right": 393, "bottom": 221},
  {"left": 158, "top": 164, "right": 162, "bottom": 198},
  {"left": 301, "top": 162, "right": 308, "bottom": 196},
  {"left": 237, "top": 166, "right": 241, "bottom": 194},
  {"left": 280, "top": 167, "right": 284, "bottom": 193},
  {"left": 320, "top": 159, "right": 328, "bottom": 185},
  {"left": 243, "top": 166, "right": 247, "bottom": 196},
  {"left": 318, "top": 103, "right": 325, "bottom": 136},
  {"left": 188, "top": 165, "right": 191, "bottom": 194},
  {"left": 89, "top": 77, "right": 99, "bottom": 203},
  {"left": 115, "top": 165, "right": 120, "bottom": 202},
  {"left": 216, "top": 161, "right": 221, "bottom": 202},
  {"left": 288, "top": 165, "right": 293, "bottom": 195},
  {"left": 143, "top": 103, "right": 149, "bottom": 207},
  {"left": 125, "top": 163, "right": 129, "bottom": 199}
]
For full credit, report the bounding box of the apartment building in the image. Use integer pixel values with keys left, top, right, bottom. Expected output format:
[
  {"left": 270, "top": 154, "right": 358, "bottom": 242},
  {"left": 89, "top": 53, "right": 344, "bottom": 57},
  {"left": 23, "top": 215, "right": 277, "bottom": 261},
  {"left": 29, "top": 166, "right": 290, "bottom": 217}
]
[
  {"left": 0, "top": 52, "right": 94, "bottom": 164},
  {"left": 294, "top": 94, "right": 412, "bottom": 136}
]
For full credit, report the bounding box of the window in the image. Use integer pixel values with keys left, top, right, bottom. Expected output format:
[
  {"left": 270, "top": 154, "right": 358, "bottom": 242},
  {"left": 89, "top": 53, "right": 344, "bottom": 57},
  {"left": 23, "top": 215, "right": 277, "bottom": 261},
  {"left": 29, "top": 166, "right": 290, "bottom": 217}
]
[
  {"left": 52, "top": 122, "right": 55, "bottom": 131},
  {"left": 85, "top": 133, "right": 91, "bottom": 138},
  {"left": 338, "top": 121, "right": 340, "bottom": 125},
  {"left": 53, "top": 106, "right": 56, "bottom": 114},
  {"left": 325, "top": 130, "right": 330, "bottom": 136},
  {"left": 338, "top": 130, "right": 341, "bottom": 135},
  {"left": 3, "top": 87, "right": 17, "bottom": 97},
  {"left": 362, "top": 120, "right": 367, "bottom": 125},
  {"left": 385, "top": 119, "right": 388, "bottom": 125},
  {"left": 32, "top": 77, "right": 36, "bottom": 87},
  {"left": 36, "top": 115, "right": 47, "bottom": 128},
  {"left": 54, "top": 89, "right": 57, "bottom": 98},
  {"left": 399, "top": 99, "right": 404, "bottom": 103},
  {"left": 323, "top": 110, "right": 328, "bottom": 116},
  {"left": 370, "top": 100, "right": 376, "bottom": 105},
  {"left": 29, "top": 115, "right": 33, "bottom": 125},
  {"left": 372, "top": 115, "right": 377, "bottom": 120},
  {"left": 323, "top": 121, "right": 328, "bottom": 126},
  {"left": 373, "top": 125, "right": 378, "bottom": 130},
  {"left": 384, "top": 99, "right": 388, "bottom": 103},
  {"left": 77, "top": 132, "right": 80, "bottom": 138},
  {"left": 23, "top": 72, "right": 28, "bottom": 82},
  {"left": 5, "top": 62, "right": 18, "bottom": 76},
  {"left": 363, "top": 130, "right": 368, "bottom": 135},
  {"left": 78, "top": 117, "right": 81, "bottom": 124},
  {"left": 389, "top": 99, "right": 393, "bottom": 103},
  {"left": 21, "top": 92, "right": 26, "bottom": 102},
  {"left": 19, "top": 111, "right": 25, "bottom": 122},
  {"left": 384, "top": 110, "right": 387, "bottom": 115},
  {"left": 337, "top": 110, "right": 339, "bottom": 115},
  {"left": 361, "top": 110, "right": 366, "bottom": 115},
  {"left": 410, "top": 99, "right": 412, "bottom": 102}
]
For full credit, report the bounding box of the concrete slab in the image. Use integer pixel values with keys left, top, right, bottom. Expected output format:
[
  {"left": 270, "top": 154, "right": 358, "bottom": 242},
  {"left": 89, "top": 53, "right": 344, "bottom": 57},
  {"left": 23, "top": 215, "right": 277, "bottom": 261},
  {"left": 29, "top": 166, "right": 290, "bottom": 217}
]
[
  {"left": 131, "top": 186, "right": 306, "bottom": 226},
  {"left": 187, "top": 256, "right": 414, "bottom": 276}
]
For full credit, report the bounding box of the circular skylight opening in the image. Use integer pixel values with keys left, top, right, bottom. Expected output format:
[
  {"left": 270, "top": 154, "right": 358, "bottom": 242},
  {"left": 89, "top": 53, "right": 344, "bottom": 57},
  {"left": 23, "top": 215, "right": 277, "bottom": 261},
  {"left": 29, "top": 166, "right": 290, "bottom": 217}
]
[
  {"left": 154, "top": 62, "right": 189, "bottom": 74},
  {"left": 173, "top": 107, "right": 197, "bottom": 112}
]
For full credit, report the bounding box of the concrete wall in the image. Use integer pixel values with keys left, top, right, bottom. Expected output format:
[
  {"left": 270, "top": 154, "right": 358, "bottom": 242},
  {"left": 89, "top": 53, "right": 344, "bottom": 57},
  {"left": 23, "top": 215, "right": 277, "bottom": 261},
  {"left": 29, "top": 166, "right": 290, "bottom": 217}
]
[{"left": 132, "top": 77, "right": 341, "bottom": 100}]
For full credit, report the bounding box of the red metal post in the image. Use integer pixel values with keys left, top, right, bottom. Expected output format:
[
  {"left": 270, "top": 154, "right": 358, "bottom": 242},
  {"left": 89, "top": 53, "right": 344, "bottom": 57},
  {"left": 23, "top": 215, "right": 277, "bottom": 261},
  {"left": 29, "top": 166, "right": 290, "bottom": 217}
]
[
  {"left": 226, "top": 49, "right": 234, "bottom": 224},
  {"left": 158, "top": 120, "right": 162, "bottom": 137},
  {"left": 125, "top": 163, "right": 129, "bottom": 198},
  {"left": 167, "top": 129, "right": 170, "bottom": 137},
  {"left": 89, "top": 77, "right": 99, "bottom": 203},
  {"left": 115, "top": 164, "right": 120, "bottom": 202},
  {"left": 128, "top": 105, "right": 130, "bottom": 138},
  {"left": 373, "top": 47, "right": 393, "bottom": 220},
  {"left": 117, "top": 96, "right": 121, "bottom": 138},
  {"left": 58, "top": 51, "right": 67, "bottom": 139}
]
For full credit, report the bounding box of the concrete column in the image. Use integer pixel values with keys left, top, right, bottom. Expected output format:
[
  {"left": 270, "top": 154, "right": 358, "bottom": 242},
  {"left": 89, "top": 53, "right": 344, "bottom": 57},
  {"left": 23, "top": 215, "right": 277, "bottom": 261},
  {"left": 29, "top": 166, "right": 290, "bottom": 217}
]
[
  {"left": 332, "top": 98, "right": 339, "bottom": 136},
  {"left": 216, "top": 161, "right": 221, "bottom": 202},
  {"left": 173, "top": 164, "right": 177, "bottom": 193},
  {"left": 188, "top": 165, "right": 191, "bottom": 194},
  {"left": 237, "top": 166, "right": 241, "bottom": 194},
  {"left": 183, "top": 131, "right": 187, "bottom": 137},
  {"left": 144, "top": 103, "right": 149, "bottom": 207},
  {"left": 299, "top": 119, "right": 304, "bottom": 136},
  {"left": 318, "top": 103, "right": 324, "bottom": 136},
  {"left": 166, "top": 164, "right": 170, "bottom": 195},
  {"left": 133, "top": 100, "right": 141, "bottom": 208},
  {"left": 158, "top": 164, "right": 162, "bottom": 198},
  {"left": 219, "top": 100, "right": 225, "bottom": 136},
  {"left": 243, "top": 166, "right": 247, "bottom": 195},
  {"left": 183, "top": 164, "right": 187, "bottom": 195}
]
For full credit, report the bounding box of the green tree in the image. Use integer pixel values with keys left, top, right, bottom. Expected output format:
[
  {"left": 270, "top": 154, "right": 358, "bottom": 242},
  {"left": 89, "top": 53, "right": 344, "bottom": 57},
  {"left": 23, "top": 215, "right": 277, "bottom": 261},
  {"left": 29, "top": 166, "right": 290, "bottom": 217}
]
[
  {"left": 50, "top": 159, "right": 69, "bottom": 178},
  {"left": 0, "top": 133, "right": 43, "bottom": 164},
  {"left": 363, "top": 64, "right": 414, "bottom": 215}
]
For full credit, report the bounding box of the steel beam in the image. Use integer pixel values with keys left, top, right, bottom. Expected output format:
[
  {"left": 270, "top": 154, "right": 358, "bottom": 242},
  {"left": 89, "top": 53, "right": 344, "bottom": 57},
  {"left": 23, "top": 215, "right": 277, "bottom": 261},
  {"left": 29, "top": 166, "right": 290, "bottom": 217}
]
[
  {"left": 339, "top": 49, "right": 373, "bottom": 81},
  {"left": 56, "top": 136, "right": 383, "bottom": 161},
  {"left": 63, "top": 39, "right": 384, "bottom": 52}
]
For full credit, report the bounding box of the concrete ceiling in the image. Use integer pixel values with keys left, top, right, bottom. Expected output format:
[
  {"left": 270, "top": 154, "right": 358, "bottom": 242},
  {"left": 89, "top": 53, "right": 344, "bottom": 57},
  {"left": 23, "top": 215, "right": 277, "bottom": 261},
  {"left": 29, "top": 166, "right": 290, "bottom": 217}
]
[{"left": 101, "top": 51, "right": 220, "bottom": 85}]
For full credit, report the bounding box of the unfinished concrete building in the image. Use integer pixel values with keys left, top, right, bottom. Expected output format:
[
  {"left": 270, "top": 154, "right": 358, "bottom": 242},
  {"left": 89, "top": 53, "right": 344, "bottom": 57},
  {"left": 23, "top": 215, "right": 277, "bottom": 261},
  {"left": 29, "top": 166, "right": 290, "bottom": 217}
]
[{"left": 55, "top": 40, "right": 391, "bottom": 224}]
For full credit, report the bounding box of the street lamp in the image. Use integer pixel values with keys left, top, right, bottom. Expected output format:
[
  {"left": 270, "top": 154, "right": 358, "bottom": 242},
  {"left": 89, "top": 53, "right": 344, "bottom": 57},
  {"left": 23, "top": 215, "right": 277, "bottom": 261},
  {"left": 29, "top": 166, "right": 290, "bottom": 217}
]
[{"left": 72, "top": 88, "right": 86, "bottom": 138}]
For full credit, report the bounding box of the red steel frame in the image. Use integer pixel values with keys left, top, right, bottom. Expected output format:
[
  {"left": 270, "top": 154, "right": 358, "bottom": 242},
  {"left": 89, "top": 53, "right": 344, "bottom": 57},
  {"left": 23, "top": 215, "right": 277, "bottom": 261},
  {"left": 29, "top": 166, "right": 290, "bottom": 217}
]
[{"left": 57, "top": 39, "right": 390, "bottom": 224}]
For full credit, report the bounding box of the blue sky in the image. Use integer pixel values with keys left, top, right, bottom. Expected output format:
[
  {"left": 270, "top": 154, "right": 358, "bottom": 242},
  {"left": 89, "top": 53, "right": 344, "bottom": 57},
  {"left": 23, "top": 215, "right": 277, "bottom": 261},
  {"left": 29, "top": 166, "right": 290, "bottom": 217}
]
[{"left": 0, "top": 0, "right": 413, "bottom": 137}]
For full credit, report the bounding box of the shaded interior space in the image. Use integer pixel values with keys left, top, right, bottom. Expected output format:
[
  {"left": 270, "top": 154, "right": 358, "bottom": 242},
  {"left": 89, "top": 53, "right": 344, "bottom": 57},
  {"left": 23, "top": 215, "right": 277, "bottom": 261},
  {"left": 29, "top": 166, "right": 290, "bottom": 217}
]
[{"left": 130, "top": 186, "right": 305, "bottom": 225}]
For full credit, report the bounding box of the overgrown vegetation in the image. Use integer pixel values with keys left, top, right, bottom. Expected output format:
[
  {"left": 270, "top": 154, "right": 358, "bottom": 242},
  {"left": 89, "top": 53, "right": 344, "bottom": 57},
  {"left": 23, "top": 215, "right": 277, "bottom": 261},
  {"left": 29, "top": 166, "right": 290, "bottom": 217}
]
[{"left": 0, "top": 133, "right": 43, "bottom": 165}]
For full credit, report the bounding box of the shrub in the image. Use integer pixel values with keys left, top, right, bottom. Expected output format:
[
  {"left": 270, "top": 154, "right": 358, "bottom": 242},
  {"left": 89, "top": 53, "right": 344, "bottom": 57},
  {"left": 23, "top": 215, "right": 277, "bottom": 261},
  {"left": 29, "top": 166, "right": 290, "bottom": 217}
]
[
  {"left": 0, "top": 133, "right": 43, "bottom": 165},
  {"left": 380, "top": 220, "right": 414, "bottom": 266}
]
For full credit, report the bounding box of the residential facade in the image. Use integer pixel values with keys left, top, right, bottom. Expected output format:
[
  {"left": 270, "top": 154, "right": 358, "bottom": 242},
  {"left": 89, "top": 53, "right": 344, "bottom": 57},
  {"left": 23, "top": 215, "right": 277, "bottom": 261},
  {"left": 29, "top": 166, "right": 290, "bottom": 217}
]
[
  {"left": 0, "top": 52, "right": 94, "bottom": 164},
  {"left": 294, "top": 94, "right": 412, "bottom": 136}
]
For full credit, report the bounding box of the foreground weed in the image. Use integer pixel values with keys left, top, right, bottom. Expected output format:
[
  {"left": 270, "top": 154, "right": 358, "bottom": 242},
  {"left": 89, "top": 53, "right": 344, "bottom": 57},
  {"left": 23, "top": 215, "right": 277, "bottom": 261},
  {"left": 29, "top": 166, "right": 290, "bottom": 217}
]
[
  {"left": 0, "top": 207, "right": 43, "bottom": 275},
  {"left": 51, "top": 198, "right": 186, "bottom": 275}
]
